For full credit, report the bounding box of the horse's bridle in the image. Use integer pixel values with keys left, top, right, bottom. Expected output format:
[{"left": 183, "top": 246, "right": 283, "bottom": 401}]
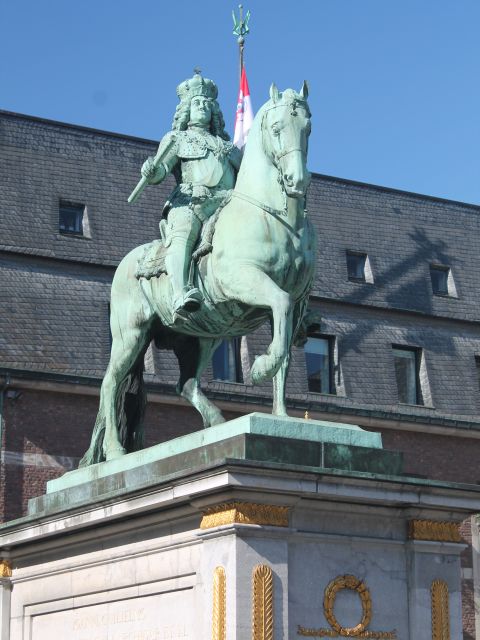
[
  {"left": 261, "top": 99, "right": 310, "bottom": 167},
  {"left": 232, "top": 98, "right": 310, "bottom": 224}
]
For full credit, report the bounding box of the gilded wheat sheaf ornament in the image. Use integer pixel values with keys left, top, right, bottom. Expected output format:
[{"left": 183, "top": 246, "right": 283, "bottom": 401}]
[
  {"left": 212, "top": 566, "right": 226, "bottom": 640},
  {"left": 200, "top": 502, "right": 289, "bottom": 529},
  {"left": 431, "top": 580, "right": 450, "bottom": 640},
  {"left": 0, "top": 560, "right": 12, "bottom": 578},
  {"left": 408, "top": 520, "right": 461, "bottom": 543},
  {"left": 252, "top": 564, "right": 274, "bottom": 640}
]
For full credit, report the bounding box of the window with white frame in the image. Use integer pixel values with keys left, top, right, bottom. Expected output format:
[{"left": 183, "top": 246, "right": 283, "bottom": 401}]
[
  {"left": 392, "top": 346, "right": 422, "bottom": 405},
  {"left": 304, "top": 335, "right": 335, "bottom": 394},
  {"left": 212, "top": 338, "right": 243, "bottom": 382}
]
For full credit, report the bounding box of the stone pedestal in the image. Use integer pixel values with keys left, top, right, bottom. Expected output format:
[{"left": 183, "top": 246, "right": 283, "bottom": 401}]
[{"left": 0, "top": 413, "right": 479, "bottom": 639}]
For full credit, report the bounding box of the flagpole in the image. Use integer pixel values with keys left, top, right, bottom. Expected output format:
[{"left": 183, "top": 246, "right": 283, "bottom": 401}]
[
  {"left": 239, "top": 4, "right": 244, "bottom": 80},
  {"left": 232, "top": 6, "right": 252, "bottom": 149},
  {"left": 232, "top": 5, "right": 251, "bottom": 81}
]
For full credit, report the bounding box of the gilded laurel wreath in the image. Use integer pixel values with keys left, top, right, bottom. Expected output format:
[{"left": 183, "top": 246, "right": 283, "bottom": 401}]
[{"left": 323, "top": 575, "right": 372, "bottom": 636}]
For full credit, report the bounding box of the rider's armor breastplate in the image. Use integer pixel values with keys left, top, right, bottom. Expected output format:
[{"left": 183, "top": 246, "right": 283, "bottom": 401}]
[
  {"left": 176, "top": 131, "right": 208, "bottom": 159},
  {"left": 177, "top": 130, "right": 234, "bottom": 189}
]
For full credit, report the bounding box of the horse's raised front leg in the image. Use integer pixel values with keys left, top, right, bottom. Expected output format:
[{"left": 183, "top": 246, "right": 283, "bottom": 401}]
[
  {"left": 221, "top": 268, "right": 293, "bottom": 384},
  {"left": 174, "top": 336, "right": 225, "bottom": 427}
]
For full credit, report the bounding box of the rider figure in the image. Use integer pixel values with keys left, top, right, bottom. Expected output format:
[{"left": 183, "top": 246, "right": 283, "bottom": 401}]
[{"left": 141, "top": 72, "right": 241, "bottom": 316}]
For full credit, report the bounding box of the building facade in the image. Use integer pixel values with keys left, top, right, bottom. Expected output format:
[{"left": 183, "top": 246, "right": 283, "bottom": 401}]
[{"left": 1, "top": 110, "right": 479, "bottom": 637}]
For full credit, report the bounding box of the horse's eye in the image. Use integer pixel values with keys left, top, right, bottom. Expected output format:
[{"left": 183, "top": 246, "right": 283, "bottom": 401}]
[{"left": 272, "top": 126, "right": 280, "bottom": 136}]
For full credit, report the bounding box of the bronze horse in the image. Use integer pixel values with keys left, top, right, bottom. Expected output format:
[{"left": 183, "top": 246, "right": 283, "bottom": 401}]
[{"left": 80, "top": 84, "right": 316, "bottom": 465}]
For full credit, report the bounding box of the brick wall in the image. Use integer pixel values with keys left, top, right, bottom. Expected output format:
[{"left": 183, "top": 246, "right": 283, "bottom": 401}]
[
  {"left": 2, "top": 385, "right": 480, "bottom": 517},
  {"left": 0, "top": 387, "right": 241, "bottom": 520}
]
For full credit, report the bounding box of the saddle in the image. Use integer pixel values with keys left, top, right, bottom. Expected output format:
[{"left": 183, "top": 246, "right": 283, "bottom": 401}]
[
  {"left": 135, "top": 211, "right": 219, "bottom": 280},
  {"left": 135, "top": 240, "right": 167, "bottom": 280}
]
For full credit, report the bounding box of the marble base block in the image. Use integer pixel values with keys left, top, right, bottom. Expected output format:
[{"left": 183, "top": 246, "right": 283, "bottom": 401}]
[{"left": 0, "top": 413, "right": 479, "bottom": 639}]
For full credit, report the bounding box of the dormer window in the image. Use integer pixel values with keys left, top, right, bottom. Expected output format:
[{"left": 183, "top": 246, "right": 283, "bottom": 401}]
[
  {"left": 59, "top": 201, "right": 90, "bottom": 237},
  {"left": 430, "top": 264, "right": 456, "bottom": 297},
  {"left": 346, "top": 251, "right": 374, "bottom": 283}
]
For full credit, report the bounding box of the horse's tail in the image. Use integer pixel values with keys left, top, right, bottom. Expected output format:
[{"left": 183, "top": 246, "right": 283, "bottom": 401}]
[
  {"left": 78, "top": 361, "right": 146, "bottom": 467},
  {"left": 118, "top": 359, "right": 146, "bottom": 454}
]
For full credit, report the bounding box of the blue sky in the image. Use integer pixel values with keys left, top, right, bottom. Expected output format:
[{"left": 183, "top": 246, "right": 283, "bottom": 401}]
[{"left": 1, "top": 1, "right": 479, "bottom": 203}]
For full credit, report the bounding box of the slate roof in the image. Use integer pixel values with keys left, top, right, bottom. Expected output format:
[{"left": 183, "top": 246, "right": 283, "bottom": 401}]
[
  {"left": 2, "top": 110, "right": 480, "bottom": 322},
  {"left": 2, "top": 110, "right": 480, "bottom": 424}
]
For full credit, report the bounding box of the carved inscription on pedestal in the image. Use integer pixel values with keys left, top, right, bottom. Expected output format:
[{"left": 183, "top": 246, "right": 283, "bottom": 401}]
[{"left": 31, "top": 591, "right": 194, "bottom": 640}]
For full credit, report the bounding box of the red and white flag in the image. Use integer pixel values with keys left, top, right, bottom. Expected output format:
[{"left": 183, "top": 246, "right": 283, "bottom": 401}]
[{"left": 233, "top": 66, "right": 254, "bottom": 149}]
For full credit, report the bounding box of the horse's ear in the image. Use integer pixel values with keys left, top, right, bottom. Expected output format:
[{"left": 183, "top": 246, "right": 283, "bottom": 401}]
[
  {"left": 269, "top": 83, "right": 280, "bottom": 102},
  {"left": 299, "top": 80, "right": 309, "bottom": 99}
]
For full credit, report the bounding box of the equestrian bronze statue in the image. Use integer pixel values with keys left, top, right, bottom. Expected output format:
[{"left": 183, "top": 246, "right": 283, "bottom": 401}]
[{"left": 80, "top": 72, "right": 316, "bottom": 466}]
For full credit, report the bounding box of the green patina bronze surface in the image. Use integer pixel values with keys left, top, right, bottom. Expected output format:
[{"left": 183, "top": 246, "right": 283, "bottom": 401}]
[
  {"left": 58, "top": 413, "right": 383, "bottom": 492},
  {"left": 37, "top": 413, "right": 401, "bottom": 514},
  {"left": 80, "top": 72, "right": 316, "bottom": 466}
]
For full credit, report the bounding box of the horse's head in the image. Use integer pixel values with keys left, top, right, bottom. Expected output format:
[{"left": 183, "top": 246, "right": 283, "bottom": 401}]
[{"left": 262, "top": 82, "right": 311, "bottom": 198}]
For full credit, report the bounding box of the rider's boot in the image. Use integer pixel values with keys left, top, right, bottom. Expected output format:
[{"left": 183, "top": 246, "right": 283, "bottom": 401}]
[{"left": 165, "top": 234, "right": 203, "bottom": 317}]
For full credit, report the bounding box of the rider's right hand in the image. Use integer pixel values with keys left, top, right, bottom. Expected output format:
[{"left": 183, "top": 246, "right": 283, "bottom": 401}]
[{"left": 141, "top": 157, "right": 159, "bottom": 182}]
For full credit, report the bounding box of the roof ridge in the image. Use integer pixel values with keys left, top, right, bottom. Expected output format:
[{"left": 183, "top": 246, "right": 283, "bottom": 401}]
[{"left": 1, "top": 109, "right": 479, "bottom": 209}]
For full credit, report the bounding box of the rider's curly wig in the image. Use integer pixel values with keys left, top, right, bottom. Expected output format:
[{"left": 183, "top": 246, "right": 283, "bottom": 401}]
[{"left": 172, "top": 98, "right": 230, "bottom": 141}]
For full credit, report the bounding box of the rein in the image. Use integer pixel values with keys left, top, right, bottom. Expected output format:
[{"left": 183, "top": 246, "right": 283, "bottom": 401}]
[
  {"left": 232, "top": 191, "right": 286, "bottom": 218},
  {"left": 232, "top": 191, "right": 301, "bottom": 239}
]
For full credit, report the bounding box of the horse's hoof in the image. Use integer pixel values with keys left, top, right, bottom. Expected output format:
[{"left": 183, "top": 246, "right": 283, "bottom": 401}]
[
  {"left": 105, "top": 447, "right": 127, "bottom": 461},
  {"left": 251, "top": 355, "right": 275, "bottom": 384},
  {"left": 207, "top": 412, "right": 226, "bottom": 427}
]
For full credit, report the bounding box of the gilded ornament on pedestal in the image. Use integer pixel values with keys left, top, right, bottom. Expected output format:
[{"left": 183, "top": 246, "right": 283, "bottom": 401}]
[
  {"left": 0, "top": 560, "right": 12, "bottom": 578},
  {"left": 200, "top": 501, "right": 289, "bottom": 529},
  {"left": 297, "top": 574, "right": 397, "bottom": 638},
  {"left": 408, "top": 520, "right": 461, "bottom": 543},
  {"left": 252, "top": 564, "right": 274, "bottom": 640},
  {"left": 431, "top": 579, "right": 450, "bottom": 640},
  {"left": 323, "top": 575, "right": 372, "bottom": 636},
  {"left": 212, "top": 566, "right": 226, "bottom": 640}
]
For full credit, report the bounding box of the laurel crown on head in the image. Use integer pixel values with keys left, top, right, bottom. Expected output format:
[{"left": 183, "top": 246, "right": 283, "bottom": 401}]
[{"left": 176, "top": 72, "right": 218, "bottom": 103}]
